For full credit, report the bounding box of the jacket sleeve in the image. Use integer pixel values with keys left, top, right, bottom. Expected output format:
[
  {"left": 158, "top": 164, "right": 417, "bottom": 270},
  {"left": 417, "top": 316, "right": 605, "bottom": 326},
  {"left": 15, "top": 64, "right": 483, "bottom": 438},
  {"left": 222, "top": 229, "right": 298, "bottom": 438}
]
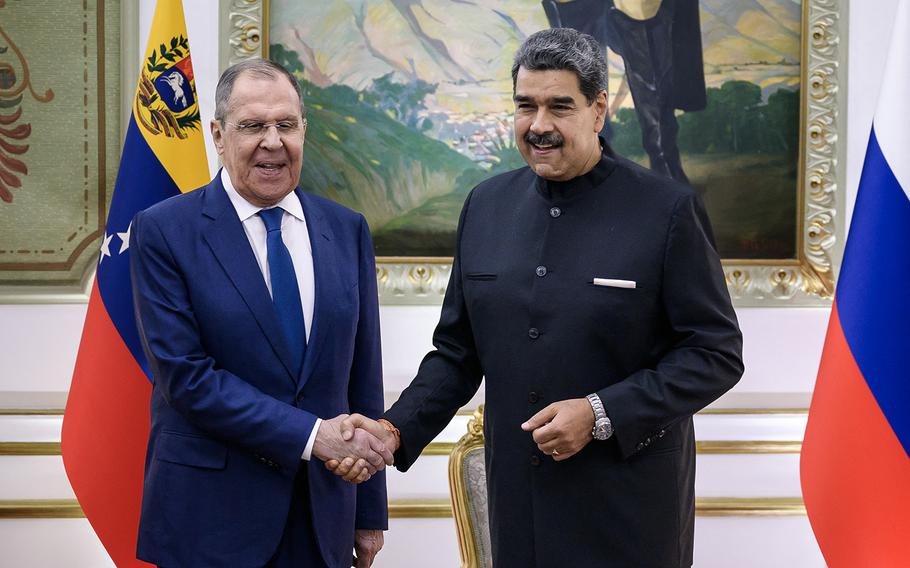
[
  {"left": 348, "top": 215, "right": 389, "bottom": 530},
  {"left": 130, "top": 209, "right": 316, "bottom": 473},
  {"left": 383, "top": 190, "right": 485, "bottom": 471},
  {"left": 597, "top": 192, "right": 744, "bottom": 460}
]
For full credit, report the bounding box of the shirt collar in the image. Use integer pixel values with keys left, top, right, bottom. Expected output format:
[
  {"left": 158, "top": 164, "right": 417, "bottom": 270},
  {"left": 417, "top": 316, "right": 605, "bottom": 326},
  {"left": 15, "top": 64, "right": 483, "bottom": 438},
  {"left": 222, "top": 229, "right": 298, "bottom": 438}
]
[{"left": 220, "top": 167, "right": 305, "bottom": 222}]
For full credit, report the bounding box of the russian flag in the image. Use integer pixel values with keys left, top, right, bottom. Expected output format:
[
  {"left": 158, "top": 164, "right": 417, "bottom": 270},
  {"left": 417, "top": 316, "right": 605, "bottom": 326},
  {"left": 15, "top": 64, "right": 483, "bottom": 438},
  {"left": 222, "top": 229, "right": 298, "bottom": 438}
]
[
  {"left": 800, "top": 1, "right": 910, "bottom": 565},
  {"left": 60, "top": 1, "right": 209, "bottom": 565}
]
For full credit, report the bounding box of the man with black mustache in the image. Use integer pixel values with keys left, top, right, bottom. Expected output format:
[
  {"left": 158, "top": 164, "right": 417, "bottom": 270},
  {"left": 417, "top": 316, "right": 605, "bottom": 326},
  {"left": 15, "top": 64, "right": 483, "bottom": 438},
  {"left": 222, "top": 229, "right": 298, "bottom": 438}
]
[
  {"left": 330, "top": 28, "right": 743, "bottom": 568},
  {"left": 542, "top": 0, "right": 707, "bottom": 184}
]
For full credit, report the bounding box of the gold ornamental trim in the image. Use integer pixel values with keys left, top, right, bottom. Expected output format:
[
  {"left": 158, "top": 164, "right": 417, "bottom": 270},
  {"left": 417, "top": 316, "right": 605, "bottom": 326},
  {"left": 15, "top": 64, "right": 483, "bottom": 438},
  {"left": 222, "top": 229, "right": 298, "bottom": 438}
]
[
  {"left": 696, "top": 497, "right": 806, "bottom": 517},
  {"left": 0, "top": 408, "right": 65, "bottom": 415},
  {"left": 426, "top": 438, "right": 802, "bottom": 458},
  {"left": 696, "top": 441, "right": 801, "bottom": 454},
  {"left": 0, "top": 497, "right": 805, "bottom": 520},
  {"left": 0, "top": 500, "right": 84, "bottom": 519},
  {"left": 422, "top": 442, "right": 456, "bottom": 456},
  {"left": 0, "top": 440, "right": 802, "bottom": 457},
  {"left": 389, "top": 499, "right": 453, "bottom": 519},
  {"left": 0, "top": 442, "right": 61, "bottom": 456}
]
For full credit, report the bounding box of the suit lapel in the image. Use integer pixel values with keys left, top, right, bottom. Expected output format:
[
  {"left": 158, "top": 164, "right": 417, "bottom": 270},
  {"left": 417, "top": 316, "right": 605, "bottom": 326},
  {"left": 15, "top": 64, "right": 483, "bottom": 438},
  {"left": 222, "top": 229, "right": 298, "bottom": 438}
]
[
  {"left": 298, "top": 189, "right": 335, "bottom": 392},
  {"left": 200, "top": 177, "right": 298, "bottom": 385}
]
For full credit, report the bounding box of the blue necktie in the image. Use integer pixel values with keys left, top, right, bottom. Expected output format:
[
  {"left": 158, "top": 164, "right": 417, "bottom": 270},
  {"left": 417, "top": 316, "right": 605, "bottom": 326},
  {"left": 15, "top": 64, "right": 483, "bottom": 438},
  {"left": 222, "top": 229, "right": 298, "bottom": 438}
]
[{"left": 259, "top": 207, "right": 306, "bottom": 377}]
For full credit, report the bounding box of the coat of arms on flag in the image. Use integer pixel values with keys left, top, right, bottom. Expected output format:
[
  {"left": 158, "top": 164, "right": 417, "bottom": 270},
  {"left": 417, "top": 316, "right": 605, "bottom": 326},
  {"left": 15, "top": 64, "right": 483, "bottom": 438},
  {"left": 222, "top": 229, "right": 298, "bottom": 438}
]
[{"left": 134, "top": 34, "right": 200, "bottom": 139}]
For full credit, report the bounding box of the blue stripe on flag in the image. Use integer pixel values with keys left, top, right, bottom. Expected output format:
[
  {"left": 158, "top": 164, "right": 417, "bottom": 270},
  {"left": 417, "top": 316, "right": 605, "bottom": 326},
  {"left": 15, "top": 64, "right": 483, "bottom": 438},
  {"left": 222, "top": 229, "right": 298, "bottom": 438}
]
[
  {"left": 96, "top": 116, "right": 183, "bottom": 379},
  {"left": 837, "top": 128, "right": 910, "bottom": 455}
]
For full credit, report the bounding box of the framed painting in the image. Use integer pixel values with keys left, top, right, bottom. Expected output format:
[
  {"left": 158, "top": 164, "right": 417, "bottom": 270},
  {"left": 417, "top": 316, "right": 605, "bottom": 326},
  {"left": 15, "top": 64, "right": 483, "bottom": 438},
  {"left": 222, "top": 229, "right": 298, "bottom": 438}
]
[
  {"left": 222, "top": 0, "right": 846, "bottom": 306},
  {"left": 0, "top": 0, "right": 122, "bottom": 302}
]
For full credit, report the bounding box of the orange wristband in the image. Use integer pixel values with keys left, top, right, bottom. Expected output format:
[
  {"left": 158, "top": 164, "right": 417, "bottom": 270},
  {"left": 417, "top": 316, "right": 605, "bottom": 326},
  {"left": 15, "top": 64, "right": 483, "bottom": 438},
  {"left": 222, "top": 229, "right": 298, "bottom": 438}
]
[{"left": 377, "top": 418, "right": 400, "bottom": 439}]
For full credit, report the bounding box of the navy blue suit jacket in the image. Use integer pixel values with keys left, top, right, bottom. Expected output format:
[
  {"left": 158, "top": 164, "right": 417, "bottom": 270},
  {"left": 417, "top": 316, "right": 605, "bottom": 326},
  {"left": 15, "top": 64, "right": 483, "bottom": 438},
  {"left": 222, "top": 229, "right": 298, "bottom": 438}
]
[{"left": 130, "top": 175, "right": 387, "bottom": 567}]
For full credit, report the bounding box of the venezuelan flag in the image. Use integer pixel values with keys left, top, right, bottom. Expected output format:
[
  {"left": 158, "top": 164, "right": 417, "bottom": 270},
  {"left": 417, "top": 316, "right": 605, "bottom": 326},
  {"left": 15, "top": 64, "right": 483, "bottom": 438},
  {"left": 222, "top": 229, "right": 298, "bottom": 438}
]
[
  {"left": 800, "top": 1, "right": 910, "bottom": 564},
  {"left": 61, "top": 1, "right": 208, "bottom": 565}
]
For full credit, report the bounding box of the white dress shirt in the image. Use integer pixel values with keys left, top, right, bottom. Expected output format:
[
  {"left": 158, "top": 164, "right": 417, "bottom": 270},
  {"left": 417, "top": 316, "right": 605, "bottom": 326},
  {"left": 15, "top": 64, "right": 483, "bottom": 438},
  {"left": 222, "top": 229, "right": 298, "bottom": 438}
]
[{"left": 221, "top": 168, "right": 321, "bottom": 460}]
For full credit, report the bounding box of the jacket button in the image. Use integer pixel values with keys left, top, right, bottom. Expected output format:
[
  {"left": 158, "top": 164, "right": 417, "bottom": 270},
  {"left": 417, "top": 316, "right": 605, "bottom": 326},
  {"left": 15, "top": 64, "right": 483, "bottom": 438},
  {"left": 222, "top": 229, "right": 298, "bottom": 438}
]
[
  {"left": 535, "top": 265, "right": 547, "bottom": 277},
  {"left": 549, "top": 207, "right": 562, "bottom": 218},
  {"left": 528, "top": 391, "right": 540, "bottom": 404},
  {"left": 636, "top": 443, "right": 644, "bottom": 451},
  {"left": 528, "top": 328, "right": 540, "bottom": 339},
  {"left": 530, "top": 455, "right": 541, "bottom": 466}
]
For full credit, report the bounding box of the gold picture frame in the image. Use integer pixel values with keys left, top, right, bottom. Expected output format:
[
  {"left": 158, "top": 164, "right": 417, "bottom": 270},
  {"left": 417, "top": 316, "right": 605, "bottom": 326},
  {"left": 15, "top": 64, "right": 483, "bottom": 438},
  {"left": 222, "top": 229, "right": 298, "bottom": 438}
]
[{"left": 221, "top": 0, "right": 846, "bottom": 307}]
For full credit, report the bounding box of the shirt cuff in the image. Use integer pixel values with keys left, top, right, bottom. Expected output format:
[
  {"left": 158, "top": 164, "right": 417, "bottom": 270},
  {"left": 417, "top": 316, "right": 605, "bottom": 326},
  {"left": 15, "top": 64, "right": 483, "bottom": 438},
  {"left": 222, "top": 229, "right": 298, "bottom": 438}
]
[{"left": 301, "top": 418, "right": 322, "bottom": 461}]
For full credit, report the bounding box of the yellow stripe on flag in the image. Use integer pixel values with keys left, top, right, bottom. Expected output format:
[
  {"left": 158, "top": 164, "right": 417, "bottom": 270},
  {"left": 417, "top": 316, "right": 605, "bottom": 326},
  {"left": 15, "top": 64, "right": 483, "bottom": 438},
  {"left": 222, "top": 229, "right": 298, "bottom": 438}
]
[{"left": 133, "top": 0, "right": 209, "bottom": 193}]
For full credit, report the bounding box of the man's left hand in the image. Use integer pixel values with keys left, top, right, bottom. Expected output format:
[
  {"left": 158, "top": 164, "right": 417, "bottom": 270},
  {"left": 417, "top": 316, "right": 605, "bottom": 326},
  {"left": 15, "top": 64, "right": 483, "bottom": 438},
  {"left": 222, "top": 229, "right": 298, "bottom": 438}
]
[
  {"left": 353, "top": 529, "right": 384, "bottom": 567},
  {"left": 521, "top": 398, "right": 594, "bottom": 461}
]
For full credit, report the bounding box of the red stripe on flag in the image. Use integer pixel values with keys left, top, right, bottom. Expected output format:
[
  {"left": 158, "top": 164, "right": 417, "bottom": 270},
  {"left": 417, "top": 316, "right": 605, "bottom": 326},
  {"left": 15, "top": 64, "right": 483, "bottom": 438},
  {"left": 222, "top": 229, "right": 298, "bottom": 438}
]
[
  {"left": 801, "top": 305, "right": 910, "bottom": 567},
  {"left": 62, "top": 282, "right": 153, "bottom": 568}
]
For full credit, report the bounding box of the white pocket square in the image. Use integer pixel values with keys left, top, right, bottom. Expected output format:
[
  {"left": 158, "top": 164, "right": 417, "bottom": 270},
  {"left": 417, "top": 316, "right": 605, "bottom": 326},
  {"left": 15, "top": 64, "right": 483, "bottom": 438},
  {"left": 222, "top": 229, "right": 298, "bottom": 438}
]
[{"left": 592, "top": 278, "right": 636, "bottom": 289}]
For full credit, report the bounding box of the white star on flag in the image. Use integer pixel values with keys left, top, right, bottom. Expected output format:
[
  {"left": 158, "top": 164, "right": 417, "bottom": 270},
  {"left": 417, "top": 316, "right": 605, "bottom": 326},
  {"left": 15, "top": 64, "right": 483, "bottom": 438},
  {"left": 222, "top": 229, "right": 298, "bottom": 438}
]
[
  {"left": 117, "top": 222, "right": 132, "bottom": 254},
  {"left": 99, "top": 232, "right": 113, "bottom": 264}
]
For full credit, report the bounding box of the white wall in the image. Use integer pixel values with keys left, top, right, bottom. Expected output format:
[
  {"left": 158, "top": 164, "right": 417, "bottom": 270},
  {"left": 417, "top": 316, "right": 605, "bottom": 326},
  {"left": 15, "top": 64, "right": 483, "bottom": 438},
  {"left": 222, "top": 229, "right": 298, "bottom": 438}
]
[{"left": 0, "top": 0, "right": 902, "bottom": 566}]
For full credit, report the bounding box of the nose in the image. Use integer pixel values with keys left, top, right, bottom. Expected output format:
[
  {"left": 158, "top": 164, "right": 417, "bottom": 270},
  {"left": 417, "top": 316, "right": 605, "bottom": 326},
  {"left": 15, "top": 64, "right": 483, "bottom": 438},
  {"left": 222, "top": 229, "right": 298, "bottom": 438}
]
[
  {"left": 259, "top": 124, "right": 282, "bottom": 149},
  {"left": 529, "top": 108, "right": 553, "bottom": 134}
]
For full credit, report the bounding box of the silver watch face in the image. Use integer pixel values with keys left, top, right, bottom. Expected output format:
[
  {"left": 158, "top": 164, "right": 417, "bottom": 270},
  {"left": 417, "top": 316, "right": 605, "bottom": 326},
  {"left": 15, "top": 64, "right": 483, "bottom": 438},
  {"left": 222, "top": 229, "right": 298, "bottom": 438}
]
[{"left": 593, "top": 418, "right": 613, "bottom": 440}]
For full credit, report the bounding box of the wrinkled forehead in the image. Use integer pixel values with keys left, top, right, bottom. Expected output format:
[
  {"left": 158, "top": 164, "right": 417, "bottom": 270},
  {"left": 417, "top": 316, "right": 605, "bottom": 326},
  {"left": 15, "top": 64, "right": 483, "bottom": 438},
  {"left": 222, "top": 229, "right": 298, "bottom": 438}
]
[
  {"left": 513, "top": 67, "right": 587, "bottom": 103},
  {"left": 226, "top": 73, "right": 304, "bottom": 119}
]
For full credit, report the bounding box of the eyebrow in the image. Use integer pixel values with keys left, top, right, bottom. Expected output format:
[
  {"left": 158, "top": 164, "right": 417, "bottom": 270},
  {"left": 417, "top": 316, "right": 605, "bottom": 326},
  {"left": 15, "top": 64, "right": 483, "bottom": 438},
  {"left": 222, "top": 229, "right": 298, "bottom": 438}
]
[{"left": 513, "top": 95, "right": 577, "bottom": 106}]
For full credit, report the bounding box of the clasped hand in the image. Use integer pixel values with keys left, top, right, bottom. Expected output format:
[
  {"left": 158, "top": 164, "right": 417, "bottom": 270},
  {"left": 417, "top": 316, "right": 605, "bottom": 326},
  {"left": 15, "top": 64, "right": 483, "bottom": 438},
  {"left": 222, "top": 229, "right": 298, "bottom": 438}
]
[
  {"left": 312, "top": 414, "right": 394, "bottom": 483},
  {"left": 322, "top": 414, "right": 401, "bottom": 483}
]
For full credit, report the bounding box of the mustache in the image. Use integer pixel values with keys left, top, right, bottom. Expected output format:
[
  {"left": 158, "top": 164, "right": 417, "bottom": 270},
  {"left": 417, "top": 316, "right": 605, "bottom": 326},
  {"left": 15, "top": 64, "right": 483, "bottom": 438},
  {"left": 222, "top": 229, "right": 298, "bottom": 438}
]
[{"left": 524, "top": 132, "right": 564, "bottom": 147}]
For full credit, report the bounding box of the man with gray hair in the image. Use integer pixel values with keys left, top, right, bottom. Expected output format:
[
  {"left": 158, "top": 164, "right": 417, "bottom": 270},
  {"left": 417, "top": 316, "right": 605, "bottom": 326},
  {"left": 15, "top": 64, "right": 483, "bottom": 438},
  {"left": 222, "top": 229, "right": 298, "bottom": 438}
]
[
  {"left": 131, "top": 58, "right": 391, "bottom": 567},
  {"left": 332, "top": 28, "right": 743, "bottom": 567}
]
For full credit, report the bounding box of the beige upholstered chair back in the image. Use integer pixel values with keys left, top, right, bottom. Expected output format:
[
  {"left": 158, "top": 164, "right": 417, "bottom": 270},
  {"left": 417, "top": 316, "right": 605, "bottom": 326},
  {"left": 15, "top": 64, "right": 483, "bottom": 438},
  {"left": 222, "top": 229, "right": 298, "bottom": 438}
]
[{"left": 448, "top": 406, "right": 493, "bottom": 568}]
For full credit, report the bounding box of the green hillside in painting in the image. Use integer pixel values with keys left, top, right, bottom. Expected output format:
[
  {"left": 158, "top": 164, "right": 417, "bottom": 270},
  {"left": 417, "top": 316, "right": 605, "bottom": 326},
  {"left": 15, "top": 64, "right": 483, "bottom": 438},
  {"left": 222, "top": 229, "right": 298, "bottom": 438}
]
[{"left": 271, "top": 45, "right": 479, "bottom": 255}]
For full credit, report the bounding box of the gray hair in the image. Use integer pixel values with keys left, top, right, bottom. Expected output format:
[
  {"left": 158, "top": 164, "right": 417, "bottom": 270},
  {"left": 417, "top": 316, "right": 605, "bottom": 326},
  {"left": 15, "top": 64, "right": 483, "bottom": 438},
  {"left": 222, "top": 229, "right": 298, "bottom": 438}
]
[
  {"left": 511, "top": 28, "right": 606, "bottom": 104},
  {"left": 213, "top": 59, "right": 303, "bottom": 123}
]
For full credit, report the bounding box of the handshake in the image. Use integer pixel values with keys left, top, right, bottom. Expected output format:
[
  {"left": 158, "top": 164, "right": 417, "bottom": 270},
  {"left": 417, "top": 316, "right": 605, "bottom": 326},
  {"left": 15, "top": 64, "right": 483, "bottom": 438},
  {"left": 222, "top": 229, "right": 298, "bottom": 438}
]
[{"left": 312, "top": 414, "right": 400, "bottom": 483}]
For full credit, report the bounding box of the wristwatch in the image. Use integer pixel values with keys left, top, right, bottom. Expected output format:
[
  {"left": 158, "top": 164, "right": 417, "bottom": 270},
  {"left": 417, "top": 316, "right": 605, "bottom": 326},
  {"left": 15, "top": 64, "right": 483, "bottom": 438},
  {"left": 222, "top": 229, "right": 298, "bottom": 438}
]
[{"left": 586, "top": 393, "right": 613, "bottom": 441}]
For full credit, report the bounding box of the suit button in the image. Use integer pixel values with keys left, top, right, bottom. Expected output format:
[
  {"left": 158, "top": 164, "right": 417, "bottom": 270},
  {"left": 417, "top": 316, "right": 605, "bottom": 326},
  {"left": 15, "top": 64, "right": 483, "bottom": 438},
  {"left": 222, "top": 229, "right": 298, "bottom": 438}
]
[
  {"left": 535, "top": 265, "right": 547, "bottom": 277},
  {"left": 528, "top": 328, "right": 540, "bottom": 339},
  {"left": 530, "top": 455, "right": 541, "bottom": 466},
  {"left": 549, "top": 207, "right": 562, "bottom": 218},
  {"left": 636, "top": 443, "right": 644, "bottom": 451},
  {"left": 528, "top": 392, "right": 540, "bottom": 404}
]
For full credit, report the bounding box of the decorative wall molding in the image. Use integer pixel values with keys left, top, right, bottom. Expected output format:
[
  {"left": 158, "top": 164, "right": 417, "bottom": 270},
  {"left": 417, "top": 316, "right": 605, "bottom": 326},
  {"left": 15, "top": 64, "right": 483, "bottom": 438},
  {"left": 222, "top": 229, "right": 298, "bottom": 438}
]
[
  {"left": 0, "top": 440, "right": 803, "bottom": 457},
  {"left": 222, "top": 0, "right": 267, "bottom": 69},
  {"left": 0, "top": 442, "right": 60, "bottom": 456},
  {"left": 0, "top": 498, "right": 806, "bottom": 519}
]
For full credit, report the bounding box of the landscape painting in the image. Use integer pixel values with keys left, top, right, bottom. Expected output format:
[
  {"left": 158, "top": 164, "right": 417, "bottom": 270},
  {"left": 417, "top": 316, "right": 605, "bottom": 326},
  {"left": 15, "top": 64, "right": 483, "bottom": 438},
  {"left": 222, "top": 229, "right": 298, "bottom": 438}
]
[{"left": 269, "top": 0, "right": 802, "bottom": 260}]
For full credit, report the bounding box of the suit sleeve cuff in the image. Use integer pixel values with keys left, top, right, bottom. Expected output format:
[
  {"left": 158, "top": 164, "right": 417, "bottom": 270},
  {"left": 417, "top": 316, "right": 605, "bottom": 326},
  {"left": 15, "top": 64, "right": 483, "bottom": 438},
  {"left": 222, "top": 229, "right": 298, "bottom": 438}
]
[{"left": 301, "top": 418, "right": 322, "bottom": 461}]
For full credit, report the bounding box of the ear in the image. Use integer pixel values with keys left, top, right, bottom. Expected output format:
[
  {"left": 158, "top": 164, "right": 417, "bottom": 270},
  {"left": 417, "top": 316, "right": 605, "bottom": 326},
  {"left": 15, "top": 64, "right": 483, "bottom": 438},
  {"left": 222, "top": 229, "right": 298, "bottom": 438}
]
[
  {"left": 593, "top": 89, "right": 608, "bottom": 132},
  {"left": 210, "top": 119, "right": 225, "bottom": 155}
]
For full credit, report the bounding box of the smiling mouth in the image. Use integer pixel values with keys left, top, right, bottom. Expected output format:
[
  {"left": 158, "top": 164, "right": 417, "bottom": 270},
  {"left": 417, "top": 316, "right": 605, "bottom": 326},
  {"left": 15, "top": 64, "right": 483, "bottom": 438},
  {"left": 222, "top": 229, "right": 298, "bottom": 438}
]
[
  {"left": 525, "top": 133, "right": 563, "bottom": 152},
  {"left": 256, "top": 162, "right": 286, "bottom": 171}
]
